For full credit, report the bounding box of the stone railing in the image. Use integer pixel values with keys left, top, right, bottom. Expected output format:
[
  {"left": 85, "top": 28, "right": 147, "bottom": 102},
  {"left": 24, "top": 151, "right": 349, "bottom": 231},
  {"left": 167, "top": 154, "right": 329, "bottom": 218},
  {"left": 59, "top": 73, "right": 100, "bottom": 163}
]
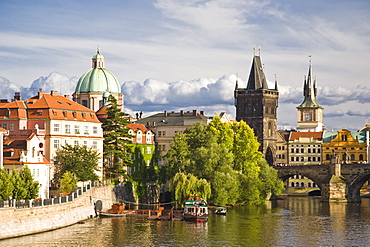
[{"left": 0, "top": 180, "right": 111, "bottom": 209}]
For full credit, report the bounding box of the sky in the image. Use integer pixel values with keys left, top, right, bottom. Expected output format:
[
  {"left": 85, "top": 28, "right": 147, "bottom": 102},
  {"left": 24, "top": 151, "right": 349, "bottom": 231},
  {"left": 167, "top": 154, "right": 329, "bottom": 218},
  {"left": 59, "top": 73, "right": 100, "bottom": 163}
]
[{"left": 0, "top": 0, "right": 370, "bottom": 131}]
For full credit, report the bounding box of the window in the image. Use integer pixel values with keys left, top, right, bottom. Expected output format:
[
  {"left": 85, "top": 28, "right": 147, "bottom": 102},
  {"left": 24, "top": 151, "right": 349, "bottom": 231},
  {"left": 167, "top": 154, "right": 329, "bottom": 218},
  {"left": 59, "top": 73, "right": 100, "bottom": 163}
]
[
  {"left": 301, "top": 148, "right": 304, "bottom": 153},
  {"left": 351, "top": 154, "right": 355, "bottom": 161},
  {"left": 74, "top": 140, "right": 79, "bottom": 146},
  {"left": 93, "top": 126, "right": 98, "bottom": 134},
  {"left": 282, "top": 154, "right": 285, "bottom": 159},
  {"left": 360, "top": 154, "right": 364, "bottom": 161},
  {"left": 158, "top": 131, "right": 162, "bottom": 137},
  {"left": 65, "top": 124, "right": 71, "bottom": 134},
  {"left": 54, "top": 124, "right": 60, "bottom": 132},
  {"left": 342, "top": 135, "right": 347, "bottom": 141},
  {"left": 63, "top": 111, "right": 67, "bottom": 118},
  {"left": 295, "top": 157, "right": 299, "bottom": 161},
  {"left": 54, "top": 140, "right": 60, "bottom": 149},
  {"left": 72, "top": 111, "right": 77, "bottom": 118},
  {"left": 162, "top": 131, "right": 166, "bottom": 137},
  {"left": 313, "top": 157, "right": 316, "bottom": 162},
  {"left": 82, "top": 100, "right": 88, "bottom": 107},
  {"left": 296, "top": 148, "right": 299, "bottom": 153},
  {"left": 92, "top": 141, "right": 98, "bottom": 149},
  {"left": 308, "top": 157, "right": 311, "bottom": 161},
  {"left": 84, "top": 126, "right": 89, "bottom": 135},
  {"left": 74, "top": 125, "right": 80, "bottom": 134},
  {"left": 308, "top": 149, "right": 311, "bottom": 153},
  {"left": 84, "top": 141, "right": 88, "bottom": 146},
  {"left": 147, "top": 147, "right": 151, "bottom": 154},
  {"left": 291, "top": 157, "right": 294, "bottom": 162}
]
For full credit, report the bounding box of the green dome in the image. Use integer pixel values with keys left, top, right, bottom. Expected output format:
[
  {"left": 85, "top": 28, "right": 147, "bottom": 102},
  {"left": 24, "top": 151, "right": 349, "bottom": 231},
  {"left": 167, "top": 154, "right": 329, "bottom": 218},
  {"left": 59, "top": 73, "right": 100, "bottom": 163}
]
[
  {"left": 75, "top": 50, "right": 122, "bottom": 95},
  {"left": 75, "top": 68, "right": 121, "bottom": 94}
]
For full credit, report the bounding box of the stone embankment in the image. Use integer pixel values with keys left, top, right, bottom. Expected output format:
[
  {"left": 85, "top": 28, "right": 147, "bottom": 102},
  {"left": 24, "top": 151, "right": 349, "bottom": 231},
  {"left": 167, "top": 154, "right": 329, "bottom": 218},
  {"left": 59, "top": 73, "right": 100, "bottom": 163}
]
[{"left": 0, "top": 181, "right": 114, "bottom": 240}]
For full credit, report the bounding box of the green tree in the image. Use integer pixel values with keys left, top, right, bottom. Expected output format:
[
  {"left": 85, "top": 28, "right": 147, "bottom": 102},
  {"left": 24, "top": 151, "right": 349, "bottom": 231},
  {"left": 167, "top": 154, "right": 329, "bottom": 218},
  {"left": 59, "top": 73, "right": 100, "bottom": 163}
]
[
  {"left": 12, "top": 170, "right": 27, "bottom": 200},
  {"left": 19, "top": 166, "right": 40, "bottom": 199},
  {"left": 0, "top": 169, "right": 14, "bottom": 200},
  {"left": 55, "top": 144, "right": 100, "bottom": 181},
  {"left": 60, "top": 171, "right": 78, "bottom": 193},
  {"left": 102, "top": 94, "right": 132, "bottom": 182},
  {"left": 169, "top": 172, "right": 211, "bottom": 206},
  {"left": 166, "top": 116, "right": 284, "bottom": 205}
]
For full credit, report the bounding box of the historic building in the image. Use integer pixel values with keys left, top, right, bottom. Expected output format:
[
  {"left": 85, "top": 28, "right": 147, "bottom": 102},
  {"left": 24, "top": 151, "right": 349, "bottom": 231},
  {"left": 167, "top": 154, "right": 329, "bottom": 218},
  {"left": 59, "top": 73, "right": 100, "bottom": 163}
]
[
  {"left": 0, "top": 90, "right": 104, "bottom": 182},
  {"left": 3, "top": 133, "right": 51, "bottom": 198},
  {"left": 288, "top": 132, "right": 323, "bottom": 165},
  {"left": 73, "top": 49, "right": 124, "bottom": 112},
  {"left": 296, "top": 60, "right": 324, "bottom": 132},
  {"left": 126, "top": 123, "right": 156, "bottom": 175},
  {"left": 234, "top": 53, "right": 279, "bottom": 165},
  {"left": 136, "top": 110, "right": 209, "bottom": 166},
  {"left": 322, "top": 129, "right": 367, "bottom": 164},
  {"left": 276, "top": 131, "right": 289, "bottom": 166}
]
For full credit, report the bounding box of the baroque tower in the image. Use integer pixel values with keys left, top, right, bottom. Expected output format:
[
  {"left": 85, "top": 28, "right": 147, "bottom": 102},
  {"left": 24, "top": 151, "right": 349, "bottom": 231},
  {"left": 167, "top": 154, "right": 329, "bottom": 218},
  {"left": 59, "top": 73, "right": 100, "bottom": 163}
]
[
  {"left": 234, "top": 52, "right": 279, "bottom": 166},
  {"left": 296, "top": 58, "right": 324, "bottom": 132},
  {"left": 73, "top": 49, "right": 124, "bottom": 112}
]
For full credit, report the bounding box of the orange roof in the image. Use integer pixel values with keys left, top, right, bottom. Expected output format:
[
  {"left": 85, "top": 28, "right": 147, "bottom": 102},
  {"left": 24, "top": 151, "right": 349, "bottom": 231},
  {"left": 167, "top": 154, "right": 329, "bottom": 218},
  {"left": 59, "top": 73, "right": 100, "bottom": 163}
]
[
  {"left": 127, "top": 123, "right": 151, "bottom": 133},
  {"left": 0, "top": 91, "right": 102, "bottom": 123},
  {"left": 289, "top": 132, "right": 323, "bottom": 141}
]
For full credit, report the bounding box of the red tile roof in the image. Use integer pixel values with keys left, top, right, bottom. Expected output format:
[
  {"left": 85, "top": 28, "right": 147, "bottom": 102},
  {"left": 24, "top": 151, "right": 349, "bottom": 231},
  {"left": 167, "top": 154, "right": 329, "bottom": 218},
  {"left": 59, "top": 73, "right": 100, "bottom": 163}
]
[{"left": 289, "top": 132, "right": 323, "bottom": 141}]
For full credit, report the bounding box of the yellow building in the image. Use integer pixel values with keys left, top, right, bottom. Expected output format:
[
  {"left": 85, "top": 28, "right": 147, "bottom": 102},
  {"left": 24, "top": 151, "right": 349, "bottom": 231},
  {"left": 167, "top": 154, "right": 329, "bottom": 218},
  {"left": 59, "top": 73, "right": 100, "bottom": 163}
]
[{"left": 322, "top": 129, "right": 367, "bottom": 164}]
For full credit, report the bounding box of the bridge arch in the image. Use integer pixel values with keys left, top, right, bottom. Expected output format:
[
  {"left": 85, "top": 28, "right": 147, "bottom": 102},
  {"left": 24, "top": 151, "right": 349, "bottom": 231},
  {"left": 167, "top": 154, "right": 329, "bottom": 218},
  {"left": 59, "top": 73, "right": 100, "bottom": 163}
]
[
  {"left": 345, "top": 170, "right": 370, "bottom": 202},
  {"left": 278, "top": 170, "right": 324, "bottom": 193}
]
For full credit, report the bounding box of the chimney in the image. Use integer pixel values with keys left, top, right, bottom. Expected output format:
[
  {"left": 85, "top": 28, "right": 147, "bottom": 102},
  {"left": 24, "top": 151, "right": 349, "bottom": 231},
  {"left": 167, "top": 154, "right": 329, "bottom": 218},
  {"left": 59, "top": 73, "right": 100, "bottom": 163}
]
[
  {"left": 193, "top": 110, "right": 197, "bottom": 116},
  {"left": 14, "top": 92, "right": 22, "bottom": 101},
  {"left": 0, "top": 99, "right": 8, "bottom": 103},
  {"left": 200, "top": 111, "right": 204, "bottom": 115},
  {"left": 50, "top": 90, "right": 58, "bottom": 96},
  {"left": 164, "top": 111, "right": 168, "bottom": 116},
  {"left": 64, "top": 95, "right": 70, "bottom": 100},
  {"left": 180, "top": 110, "right": 184, "bottom": 115},
  {"left": 38, "top": 88, "right": 43, "bottom": 99}
]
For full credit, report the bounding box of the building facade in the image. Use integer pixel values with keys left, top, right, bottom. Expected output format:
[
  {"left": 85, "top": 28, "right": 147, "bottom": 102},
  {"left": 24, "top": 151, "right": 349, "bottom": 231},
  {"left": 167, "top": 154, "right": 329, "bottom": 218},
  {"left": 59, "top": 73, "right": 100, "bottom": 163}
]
[
  {"left": 322, "top": 129, "right": 367, "bottom": 164},
  {"left": 234, "top": 54, "right": 279, "bottom": 165},
  {"left": 0, "top": 90, "right": 104, "bottom": 182}
]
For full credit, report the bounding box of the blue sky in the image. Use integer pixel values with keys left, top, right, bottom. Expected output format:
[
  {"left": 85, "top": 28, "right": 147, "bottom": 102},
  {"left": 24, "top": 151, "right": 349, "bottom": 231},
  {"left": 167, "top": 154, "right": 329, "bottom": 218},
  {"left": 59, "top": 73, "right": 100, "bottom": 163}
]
[{"left": 0, "top": 0, "right": 370, "bottom": 131}]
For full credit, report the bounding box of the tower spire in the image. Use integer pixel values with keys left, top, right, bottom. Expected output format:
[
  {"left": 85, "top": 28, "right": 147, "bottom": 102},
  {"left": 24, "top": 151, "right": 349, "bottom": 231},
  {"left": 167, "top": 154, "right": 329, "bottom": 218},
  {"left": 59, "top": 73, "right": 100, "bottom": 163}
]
[{"left": 298, "top": 56, "right": 321, "bottom": 108}]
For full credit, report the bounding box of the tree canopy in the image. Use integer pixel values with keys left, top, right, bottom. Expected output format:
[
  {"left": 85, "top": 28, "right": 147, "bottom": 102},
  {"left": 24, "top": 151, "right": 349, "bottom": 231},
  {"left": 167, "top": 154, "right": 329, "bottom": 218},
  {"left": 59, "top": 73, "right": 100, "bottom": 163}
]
[
  {"left": 55, "top": 144, "right": 100, "bottom": 182},
  {"left": 165, "top": 117, "right": 284, "bottom": 206},
  {"left": 101, "top": 94, "right": 133, "bottom": 182},
  {"left": 0, "top": 166, "right": 39, "bottom": 200}
]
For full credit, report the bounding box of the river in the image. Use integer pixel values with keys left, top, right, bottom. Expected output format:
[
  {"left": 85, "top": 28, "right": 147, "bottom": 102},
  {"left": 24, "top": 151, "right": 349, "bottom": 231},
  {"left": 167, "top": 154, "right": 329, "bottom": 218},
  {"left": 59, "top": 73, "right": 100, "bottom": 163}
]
[{"left": 3, "top": 197, "right": 370, "bottom": 246}]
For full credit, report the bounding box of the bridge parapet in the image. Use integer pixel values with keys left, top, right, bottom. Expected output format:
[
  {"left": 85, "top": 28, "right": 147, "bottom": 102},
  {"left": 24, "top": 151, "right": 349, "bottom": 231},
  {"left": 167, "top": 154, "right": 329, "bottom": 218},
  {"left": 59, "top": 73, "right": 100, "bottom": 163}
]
[{"left": 274, "top": 163, "right": 370, "bottom": 203}]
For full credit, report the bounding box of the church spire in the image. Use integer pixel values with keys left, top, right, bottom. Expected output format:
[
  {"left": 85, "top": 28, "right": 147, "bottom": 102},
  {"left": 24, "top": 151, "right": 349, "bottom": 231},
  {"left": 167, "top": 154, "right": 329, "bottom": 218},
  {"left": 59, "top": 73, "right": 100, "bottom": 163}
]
[
  {"left": 298, "top": 56, "right": 321, "bottom": 108},
  {"left": 246, "top": 51, "right": 269, "bottom": 90}
]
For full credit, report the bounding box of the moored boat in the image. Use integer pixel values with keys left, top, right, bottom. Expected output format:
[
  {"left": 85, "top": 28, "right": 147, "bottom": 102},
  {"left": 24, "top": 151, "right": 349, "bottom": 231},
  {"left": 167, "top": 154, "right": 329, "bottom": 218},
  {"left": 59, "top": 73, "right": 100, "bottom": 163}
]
[
  {"left": 215, "top": 207, "right": 227, "bottom": 215},
  {"left": 183, "top": 196, "right": 208, "bottom": 222},
  {"left": 98, "top": 203, "right": 127, "bottom": 217}
]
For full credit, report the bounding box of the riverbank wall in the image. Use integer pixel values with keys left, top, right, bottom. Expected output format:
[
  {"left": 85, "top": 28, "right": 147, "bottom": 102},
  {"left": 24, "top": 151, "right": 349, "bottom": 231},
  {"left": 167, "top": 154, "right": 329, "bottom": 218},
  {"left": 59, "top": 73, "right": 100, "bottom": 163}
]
[{"left": 0, "top": 181, "right": 114, "bottom": 240}]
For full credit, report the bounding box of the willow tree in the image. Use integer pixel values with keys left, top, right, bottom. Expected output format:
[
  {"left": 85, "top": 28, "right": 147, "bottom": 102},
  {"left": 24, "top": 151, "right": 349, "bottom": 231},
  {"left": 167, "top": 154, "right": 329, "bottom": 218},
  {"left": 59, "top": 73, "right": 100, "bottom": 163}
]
[
  {"left": 166, "top": 116, "right": 284, "bottom": 205},
  {"left": 102, "top": 94, "right": 132, "bottom": 183},
  {"left": 169, "top": 172, "right": 211, "bottom": 206}
]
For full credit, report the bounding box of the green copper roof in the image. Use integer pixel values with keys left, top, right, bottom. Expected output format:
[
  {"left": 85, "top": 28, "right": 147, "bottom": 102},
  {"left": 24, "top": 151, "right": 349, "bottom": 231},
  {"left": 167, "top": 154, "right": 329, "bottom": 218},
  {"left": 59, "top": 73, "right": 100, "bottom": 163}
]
[
  {"left": 75, "top": 50, "right": 122, "bottom": 95},
  {"left": 75, "top": 68, "right": 121, "bottom": 94}
]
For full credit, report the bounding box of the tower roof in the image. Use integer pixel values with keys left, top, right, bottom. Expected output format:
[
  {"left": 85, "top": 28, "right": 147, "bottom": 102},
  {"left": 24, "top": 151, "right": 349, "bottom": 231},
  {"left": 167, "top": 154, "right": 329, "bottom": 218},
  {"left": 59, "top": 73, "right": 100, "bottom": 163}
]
[
  {"left": 74, "top": 50, "right": 122, "bottom": 95},
  {"left": 246, "top": 55, "right": 269, "bottom": 90},
  {"left": 297, "top": 60, "right": 322, "bottom": 109}
]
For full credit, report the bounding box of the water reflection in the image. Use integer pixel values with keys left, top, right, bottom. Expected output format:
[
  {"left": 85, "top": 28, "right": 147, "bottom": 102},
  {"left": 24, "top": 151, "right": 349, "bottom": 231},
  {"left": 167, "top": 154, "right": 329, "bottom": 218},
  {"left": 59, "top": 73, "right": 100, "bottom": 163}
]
[{"left": 3, "top": 197, "right": 370, "bottom": 246}]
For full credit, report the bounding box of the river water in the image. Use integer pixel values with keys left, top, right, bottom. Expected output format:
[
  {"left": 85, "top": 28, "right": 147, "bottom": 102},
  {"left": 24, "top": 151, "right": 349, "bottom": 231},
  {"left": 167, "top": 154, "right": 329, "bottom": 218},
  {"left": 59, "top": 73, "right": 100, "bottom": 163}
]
[{"left": 3, "top": 197, "right": 370, "bottom": 246}]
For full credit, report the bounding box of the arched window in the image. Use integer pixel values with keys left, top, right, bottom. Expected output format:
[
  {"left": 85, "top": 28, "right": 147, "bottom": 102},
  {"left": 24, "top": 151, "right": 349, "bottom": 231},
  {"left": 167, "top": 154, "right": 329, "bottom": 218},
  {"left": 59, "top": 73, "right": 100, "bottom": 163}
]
[
  {"left": 291, "top": 182, "right": 295, "bottom": 187},
  {"left": 351, "top": 154, "right": 355, "bottom": 161},
  {"left": 301, "top": 182, "right": 305, "bottom": 187},
  {"left": 296, "top": 182, "right": 299, "bottom": 187},
  {"left": 360, "top": 154, "right": 364, "bottom": 161},
  {"left": 326, "top": 154, "right": 330, "bottom": 160},
  {"left": 308, "top": 182, "right": 311, "bottom": 187}
]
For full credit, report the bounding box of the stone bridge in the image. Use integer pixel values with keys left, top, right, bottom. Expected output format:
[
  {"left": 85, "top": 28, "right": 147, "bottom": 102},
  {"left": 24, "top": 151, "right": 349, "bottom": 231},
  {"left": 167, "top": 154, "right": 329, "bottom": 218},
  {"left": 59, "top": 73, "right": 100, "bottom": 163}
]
[{"left": 274, "top": 158, "right": 370, "bottom": 203}]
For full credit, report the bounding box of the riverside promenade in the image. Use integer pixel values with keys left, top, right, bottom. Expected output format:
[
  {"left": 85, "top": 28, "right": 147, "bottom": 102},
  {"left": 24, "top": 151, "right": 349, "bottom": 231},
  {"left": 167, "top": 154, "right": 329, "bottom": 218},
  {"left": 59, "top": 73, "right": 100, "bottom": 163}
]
[{"left": 0, "top": 181, "right": 114, "bottom": 240}]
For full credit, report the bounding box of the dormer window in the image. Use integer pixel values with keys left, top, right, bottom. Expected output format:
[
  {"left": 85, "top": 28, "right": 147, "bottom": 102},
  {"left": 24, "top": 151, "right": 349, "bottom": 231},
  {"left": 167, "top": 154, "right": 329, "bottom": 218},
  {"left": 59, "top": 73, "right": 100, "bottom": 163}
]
[
  {"left": 63, "top": 111, "right": 67, "bottom": 118},
  {"left": 72, "top": 111, "right": 77, "bottom": 118}
]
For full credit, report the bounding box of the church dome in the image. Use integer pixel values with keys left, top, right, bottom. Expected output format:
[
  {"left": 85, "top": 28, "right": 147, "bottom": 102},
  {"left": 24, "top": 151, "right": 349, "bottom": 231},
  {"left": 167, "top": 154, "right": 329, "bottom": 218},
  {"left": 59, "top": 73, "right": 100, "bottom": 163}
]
[{"left": 74, "top": 49, "right": 122, "bottom": 95}]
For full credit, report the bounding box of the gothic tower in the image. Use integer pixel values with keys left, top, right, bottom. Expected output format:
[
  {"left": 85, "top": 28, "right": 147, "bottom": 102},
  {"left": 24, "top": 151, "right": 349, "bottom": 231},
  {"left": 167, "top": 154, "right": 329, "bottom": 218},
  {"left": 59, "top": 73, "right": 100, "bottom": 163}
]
[
  {"left": 234, "top": 52, "right": 279, "bottom": 166},
  {"left": 296, "top": 58, "right": 324, "bottom": 132}
]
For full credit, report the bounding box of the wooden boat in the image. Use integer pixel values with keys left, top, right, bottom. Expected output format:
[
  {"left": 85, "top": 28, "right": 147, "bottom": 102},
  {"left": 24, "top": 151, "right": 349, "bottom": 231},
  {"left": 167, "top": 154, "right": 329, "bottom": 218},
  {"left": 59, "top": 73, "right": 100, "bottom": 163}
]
[
  {"left": 183, "top": 196, "right": 208, "bottom": 222},
  {"left": 98, "top": 203, "right": 127, "bottom": 217},
  {"left": 215, "top": 207, "right": 227, "bottom": 215}
]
